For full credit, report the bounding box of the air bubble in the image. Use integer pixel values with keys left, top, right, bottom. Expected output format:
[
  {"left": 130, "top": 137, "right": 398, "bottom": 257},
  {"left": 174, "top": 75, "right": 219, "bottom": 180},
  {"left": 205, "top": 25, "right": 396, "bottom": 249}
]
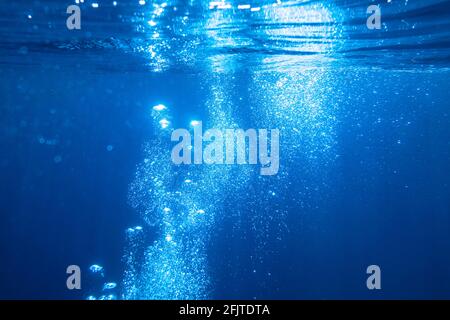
[{"left": 103, "top": 282, "right": 117, "bottom": 290}]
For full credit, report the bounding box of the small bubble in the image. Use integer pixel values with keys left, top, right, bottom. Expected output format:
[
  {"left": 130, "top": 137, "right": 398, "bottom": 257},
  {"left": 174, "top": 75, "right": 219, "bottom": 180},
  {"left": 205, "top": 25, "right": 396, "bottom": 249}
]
[
  {"left": 153, "top": 104, "right": 166, "bottom": 111},
  {"left": 53, "top": 155, "right": 62, "bottom": 164},
  {"left": 18, "top": 46, "right": 28, "bottom": 55},
  {"left": 103, "top": 282, "right": 117, "bottom": 290},
  {"left": 159, "top": 119, "right": 170, "bottom": 129},
  {"left": 89, "top": 264, "right": 104, "bottom": 274},
  {"left": 106, "top": 145, "right": 114, "bottom": 151}
]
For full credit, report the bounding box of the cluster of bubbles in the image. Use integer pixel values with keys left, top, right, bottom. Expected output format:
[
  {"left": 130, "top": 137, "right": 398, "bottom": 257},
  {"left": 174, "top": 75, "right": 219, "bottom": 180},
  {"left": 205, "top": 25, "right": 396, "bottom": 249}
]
[
  {"left": 85, "top": 264, "right": 118, "bottom": 300},
  {"left": 123, "top": 72, "right": 339, "bottom": 299},
  {"left": 124, "top": 72, "right": 255, "bottom": 298},
  {"left": 120, "top": 0, "right": 342, "bottom": 299}
]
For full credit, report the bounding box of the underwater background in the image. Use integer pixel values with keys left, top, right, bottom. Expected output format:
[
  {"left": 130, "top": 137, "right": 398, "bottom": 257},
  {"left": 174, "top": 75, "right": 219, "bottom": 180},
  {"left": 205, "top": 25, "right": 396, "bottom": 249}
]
[{"left": 0, "top": 0, "right": 449, "bottom": 299}]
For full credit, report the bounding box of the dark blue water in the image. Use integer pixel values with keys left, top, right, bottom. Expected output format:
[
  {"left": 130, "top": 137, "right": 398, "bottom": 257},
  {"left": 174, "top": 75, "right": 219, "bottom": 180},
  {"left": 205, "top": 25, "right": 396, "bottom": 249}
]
[{"left": 0, "top": 0, "right": 449, "bottom": 299}]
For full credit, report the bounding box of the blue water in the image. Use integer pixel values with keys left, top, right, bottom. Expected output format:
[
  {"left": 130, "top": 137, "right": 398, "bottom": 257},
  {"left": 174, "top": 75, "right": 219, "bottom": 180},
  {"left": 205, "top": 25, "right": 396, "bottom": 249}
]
[{"left": 0, "top": 0, "right": 449, "bottom": 299}]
